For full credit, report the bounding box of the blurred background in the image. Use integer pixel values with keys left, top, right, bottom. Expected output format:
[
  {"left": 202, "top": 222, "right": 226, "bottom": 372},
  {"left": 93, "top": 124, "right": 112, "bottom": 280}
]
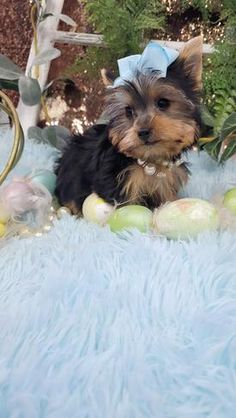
[{"left": 0, "top": 0, "right": 235, "bottom": 134}]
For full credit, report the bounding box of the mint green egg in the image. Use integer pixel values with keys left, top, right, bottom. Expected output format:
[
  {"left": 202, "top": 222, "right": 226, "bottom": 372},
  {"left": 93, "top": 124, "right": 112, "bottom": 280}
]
[
  {"left": 30, "top": 170, "right": 57, "bottom": 195},
  {"left": 108, "top": 205, "right": 152, "bottom": 233},
  {"left": 223, "top": 188, "right": 236, "bottom": 215},
  {"left": 153, "top": 198, "right": 219, "bottom": 239}
]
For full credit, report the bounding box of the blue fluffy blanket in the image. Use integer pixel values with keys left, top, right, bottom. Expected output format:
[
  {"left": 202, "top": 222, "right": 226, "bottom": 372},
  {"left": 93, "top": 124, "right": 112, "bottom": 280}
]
[{"left": 0, "top": 130, "right": 236, "bottom": 418}]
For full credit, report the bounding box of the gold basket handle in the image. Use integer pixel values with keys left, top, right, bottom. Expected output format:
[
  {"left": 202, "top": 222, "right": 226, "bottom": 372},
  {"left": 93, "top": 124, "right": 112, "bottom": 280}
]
[{"left": 0, "top": 90, "right": 24, "bottom": 185}]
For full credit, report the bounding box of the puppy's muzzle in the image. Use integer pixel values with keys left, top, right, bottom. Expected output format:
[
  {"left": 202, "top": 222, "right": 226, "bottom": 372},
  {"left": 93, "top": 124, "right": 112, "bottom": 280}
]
[{"left": 138, "top": 128, "right": 151, "bottom": 143}]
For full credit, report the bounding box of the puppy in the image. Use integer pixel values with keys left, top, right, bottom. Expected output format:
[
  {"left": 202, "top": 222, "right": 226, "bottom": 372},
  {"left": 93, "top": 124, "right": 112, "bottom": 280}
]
[{"left": 55, "top": 37, "right": 202, "bottom": 214}]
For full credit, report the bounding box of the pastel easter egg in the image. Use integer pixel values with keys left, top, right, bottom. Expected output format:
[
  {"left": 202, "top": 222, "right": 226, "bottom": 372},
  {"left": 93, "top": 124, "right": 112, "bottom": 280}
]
[
  {"left": 153, "top": 198, "right": 219, "bottom": 239},
  {"left": 29, "top": 169, "right": 57, "bottom": 195},
  {"left": 108, "top": 205, "right": 152, "bottom": 233},
  {"left": 0, "top": 204, "right": 10, "bottom": 224},
  {"left": 0, "top": 223, "right": 7, "bottom": 237},
  {"left": 82, "top": 193, "right": 114, "bottom": 225},
  {"left": 223, "top": 188, "right": 236, "bottom": 215}
]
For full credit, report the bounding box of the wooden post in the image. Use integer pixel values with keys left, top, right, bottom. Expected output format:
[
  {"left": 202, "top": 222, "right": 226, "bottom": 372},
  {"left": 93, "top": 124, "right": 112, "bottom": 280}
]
[
  {"left": 49, "top": 31, "right": 214, "bottom": 53},
  {"left": 50, "top": 31, "right": 106, "bottom": 47},
  {"left": 17, "top": 0, "right": 65, "bottom": 136}
]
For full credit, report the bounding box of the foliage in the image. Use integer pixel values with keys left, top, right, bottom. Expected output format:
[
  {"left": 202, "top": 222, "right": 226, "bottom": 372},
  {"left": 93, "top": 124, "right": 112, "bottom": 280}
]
[
  {"left": 200, "top": 112, "right": 236, "bottom": 163},
  {"left": 203, "top": 36, "right": 236, "bottom": 133},
  {"left": 178, "top": 0, "right": 236, "bottom": 18},
  {"left": 0, "top": 0, "right": 75, "bottom": 145},
  {"left": 0, "top": 0, "right": 75, "bottom": 107},
  {"left": 28, "top": 125, "right": 71, "bottom": 150},
  {"left": 178, "top": 0, "right": 222, "bottom": 19},
  {"left": 202, "top": 0, "right": 236, "bottom": 131},
  {"left": 74, "top": 0, "right": 165, "bottom": 76}
]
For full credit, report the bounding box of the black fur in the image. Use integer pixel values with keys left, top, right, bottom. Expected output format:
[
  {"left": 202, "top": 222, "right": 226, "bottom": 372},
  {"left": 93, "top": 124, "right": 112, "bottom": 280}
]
[{"left": 55, "top": 124, "right": 133, "bottom": 208}]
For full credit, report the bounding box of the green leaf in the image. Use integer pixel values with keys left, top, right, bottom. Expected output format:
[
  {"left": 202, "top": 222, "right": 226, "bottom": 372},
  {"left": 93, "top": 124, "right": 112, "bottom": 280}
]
[
  {"left": 32, "top": 48, "right": 61, "bottom": 66},
  {"left": 42, "top": 125, "right": 71, "bottom": 149},
  {"left": 220, "top": 112, "right": 236, "bottom": 141},
  {"left": 200, "top": 105, "right": 215, "bottom": 127},
  {"left": 54, "top": 126, "right": 71, "bottom": 150},
  {"left": 18, "top": 76, "right": 41, "bottom": 106},
  {"left": 52, "top": 125, "right": 71, "bottom": 139},
  {"left": 220, "top": 136, "right": 236, "bottom": 163},
  {"left": 0, "top": 54, "right": 23, "bottom": 80},
  {"left": 202, "top": 136, "right": 222, "bottom": 161},
  {"left": 41, "top": 126, "right": 57, "bottom": 147},
  {"left": 27, "top": 126, "right": 44, "bottom": 142},
  {"left": 0, "top": 78, "right": 19, "bottom": 91}
]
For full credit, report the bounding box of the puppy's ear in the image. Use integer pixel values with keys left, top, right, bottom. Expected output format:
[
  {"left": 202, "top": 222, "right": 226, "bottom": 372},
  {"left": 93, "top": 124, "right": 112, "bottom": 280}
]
[
  {"left": 101, "top": 68, "right": 115, "bottom": 87},
  {"left": 178, "top": 35, "right": 203, "bottom": 91}
]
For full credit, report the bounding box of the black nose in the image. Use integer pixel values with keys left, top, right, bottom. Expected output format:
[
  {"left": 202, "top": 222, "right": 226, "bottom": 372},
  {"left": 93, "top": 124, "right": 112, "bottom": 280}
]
[{"left": 138, "top": 129, "right": 150, "bottom": 142}]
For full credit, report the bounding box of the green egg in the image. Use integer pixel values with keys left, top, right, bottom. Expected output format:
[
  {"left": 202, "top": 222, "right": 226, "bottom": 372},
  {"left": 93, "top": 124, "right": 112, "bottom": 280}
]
[
  {"left": 108, "top": 205, "right": 152, "bottom": 233},
  {"left": 223, "top": 188, "right": 236, "bottom": 215},
  {"left": 29, "top": 169, "right": 57, "bottom": 195},
  {"left": 153, "top": 198, "right": 219, "bottom": 239}
]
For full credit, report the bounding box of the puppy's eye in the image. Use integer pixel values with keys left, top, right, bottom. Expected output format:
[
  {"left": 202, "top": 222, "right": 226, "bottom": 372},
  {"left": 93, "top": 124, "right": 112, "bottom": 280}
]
[
  {"left": 155, "top": 98, "right": 170, "bottom": 110},
  {"left": 125, "top": 106, "right": 134, "bottom": 119}
]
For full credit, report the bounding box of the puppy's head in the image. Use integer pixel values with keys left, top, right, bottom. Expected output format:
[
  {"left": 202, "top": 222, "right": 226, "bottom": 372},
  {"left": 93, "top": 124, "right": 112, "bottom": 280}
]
[{"left": 103, "top": 36, "right": 203, "bottom": 162}]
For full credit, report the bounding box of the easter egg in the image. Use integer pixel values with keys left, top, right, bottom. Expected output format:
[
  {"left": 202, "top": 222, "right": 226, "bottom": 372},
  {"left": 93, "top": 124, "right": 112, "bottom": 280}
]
[
  {"left": 108, "top": 205, "right": 152, "bottom": 233},
  {"left": 82, "top": 193, "right": 114, "bottom": 225},
  {"left": 223, "top": 188, "right": 236, "bottom": 215},
  {"left": 29, "top": 169, "right": 57, "bottom": 195},
  {"left": 0, "top": 223, "right": 7, "bottom": 237},
  {"left": 0, "top": 204, "right": 10, "bottom": 224},
  {"left": 153, "top": 198, "right": 219, "bottom": 239}
]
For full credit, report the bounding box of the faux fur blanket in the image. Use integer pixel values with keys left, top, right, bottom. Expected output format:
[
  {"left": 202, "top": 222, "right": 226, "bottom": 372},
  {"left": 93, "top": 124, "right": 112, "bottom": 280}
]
[{"left": 0, "top": 129, "right": 236, "bottom": 418}]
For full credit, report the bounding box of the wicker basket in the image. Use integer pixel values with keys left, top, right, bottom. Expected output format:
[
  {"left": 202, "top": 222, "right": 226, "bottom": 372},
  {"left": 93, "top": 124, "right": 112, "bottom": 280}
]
[{"left": 0, "top": 90, "right": 24, "bottom": 185}]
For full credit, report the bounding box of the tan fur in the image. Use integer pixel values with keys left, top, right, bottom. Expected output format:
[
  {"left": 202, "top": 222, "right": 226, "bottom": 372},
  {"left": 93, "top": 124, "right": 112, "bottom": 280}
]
[
  {"left": 101, "top": 68, "right": 113, "bottom": 87},
  {"left": 149, "top": 114, "right": 198, "bottom": 157},
  {"left": 178, "top": 36, "right": 203, "bottom": 90},
  {"left": 120, "top": 163, "right": 188, "bottom": 205},
  {"left": 104, "top": 37, "right": 202, "bottom": 206},
  {"left": 108, "top": 76, "right": 199, "bottom": 160},
  {"left": 111, "top": 115, "right": 198, "bottom": 161},
  {"left": 66, "top": 201, "right": 81, "bottom": 216}
]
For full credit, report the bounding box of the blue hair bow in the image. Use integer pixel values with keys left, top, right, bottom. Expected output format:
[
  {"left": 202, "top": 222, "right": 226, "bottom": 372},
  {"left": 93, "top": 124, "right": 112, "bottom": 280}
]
[{"left": 113, "top": 42, "right": 179, "bottom": 87}]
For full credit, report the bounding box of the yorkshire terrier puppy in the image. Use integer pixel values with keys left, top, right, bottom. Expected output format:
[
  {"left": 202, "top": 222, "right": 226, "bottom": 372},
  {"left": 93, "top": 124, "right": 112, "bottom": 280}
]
[{"left": 55, "top": 37, "right": 203, "bottom": 213}]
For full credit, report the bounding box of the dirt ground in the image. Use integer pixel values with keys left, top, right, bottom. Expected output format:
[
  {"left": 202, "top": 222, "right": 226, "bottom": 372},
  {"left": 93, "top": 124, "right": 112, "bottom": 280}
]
[
  {"left": 0, "top": 0, "right": 224, "bottom": 132},
  {"left": 0, "top": 0, "right": 32, "bottom": 105},
  {"left": 46, "top": 0, "right": 105, "bottom": 130}
]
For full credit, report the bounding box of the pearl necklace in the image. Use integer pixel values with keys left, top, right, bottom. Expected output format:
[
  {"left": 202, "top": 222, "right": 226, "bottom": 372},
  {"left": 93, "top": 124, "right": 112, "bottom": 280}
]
[{"left": 137, "top": 157, "right": 185, "bottom": 177}]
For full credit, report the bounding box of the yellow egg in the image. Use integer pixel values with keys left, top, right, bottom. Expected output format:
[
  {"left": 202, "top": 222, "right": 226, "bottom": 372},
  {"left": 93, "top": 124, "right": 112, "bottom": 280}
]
[
  {"left": 0, "top": 223, "right": 7, "bottom": 237},
  {"left": 82, "top": 193, "right": 114, "bottom": 225},
  {"left": 0, "top": 204, "right": 10, "bottom": 224}
]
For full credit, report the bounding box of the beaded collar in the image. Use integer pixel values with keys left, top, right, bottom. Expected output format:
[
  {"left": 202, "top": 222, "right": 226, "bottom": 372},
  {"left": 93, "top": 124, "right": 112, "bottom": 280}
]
[{"left": 137, "top": 157, "right": 185, "bottom": 177}]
